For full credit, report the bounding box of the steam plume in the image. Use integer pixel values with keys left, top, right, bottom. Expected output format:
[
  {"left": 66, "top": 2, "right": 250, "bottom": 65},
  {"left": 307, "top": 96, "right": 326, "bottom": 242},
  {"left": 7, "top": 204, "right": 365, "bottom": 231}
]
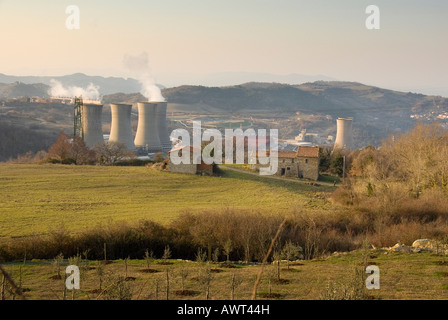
[
  {"left": 48, "top": 79, "right": 100, "bottom": 100},
  {"left": 123, "top": 52, "right": 165, "bottom": 102}
]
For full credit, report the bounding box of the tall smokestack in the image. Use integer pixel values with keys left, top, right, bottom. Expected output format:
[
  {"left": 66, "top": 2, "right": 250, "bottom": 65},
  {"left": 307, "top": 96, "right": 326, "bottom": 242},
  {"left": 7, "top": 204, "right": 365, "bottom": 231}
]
[
  {"left": 82, "top": 103, "right": 104, "bottom": 147},
  {"left": 155, "top": 102, "right": 171, "bottom": 152},
  {"left": 134, "top": 102, "right": 162, "bottom": 152},
  {"left": 109, "top": 103, "right": 135, "bottom": 150},
  {"left": 333, "top": 117, "right": 354, "bottom": 151}
]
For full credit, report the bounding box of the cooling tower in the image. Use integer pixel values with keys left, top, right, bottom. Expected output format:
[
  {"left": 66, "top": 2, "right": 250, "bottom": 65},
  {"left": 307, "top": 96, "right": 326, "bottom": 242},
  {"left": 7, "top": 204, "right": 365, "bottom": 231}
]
[
  {"left": 134, "top": 102, "right": 162, "bottom": 152},
  {"left": 333, "top": 117, "right": 354, "bottom": 151},
  {"left": 82, "top": 103, "right": 104, "bottom": 147},
  {"left": 155, "top": 102, "right": 172, "bottom": 152},
  {"left": 109, "top": 104, "right": 135, "bottom": 151}
]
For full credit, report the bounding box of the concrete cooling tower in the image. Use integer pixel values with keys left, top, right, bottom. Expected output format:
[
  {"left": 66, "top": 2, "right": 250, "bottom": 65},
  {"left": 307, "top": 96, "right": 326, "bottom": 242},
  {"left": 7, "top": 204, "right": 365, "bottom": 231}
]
[
  {"left": 333, "top": 117, "right": 354, "bottom": 151},
  {"left": 109, "top": 103, "right": 135, "bottom": 151},
  {"left": 134, "top": 102, "right": 162, "bottom": 153},
  {"left": 82, "top": 103, "right": 104, "bottom": 147},
  {"left": 155, "top": 102, "right": 172, "bottom": 152}
]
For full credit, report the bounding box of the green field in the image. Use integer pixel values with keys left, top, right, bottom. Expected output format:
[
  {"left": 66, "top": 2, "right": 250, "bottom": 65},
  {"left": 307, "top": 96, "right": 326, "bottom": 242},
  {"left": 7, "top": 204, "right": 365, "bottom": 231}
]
[
  {"left": 2, "top": 164, "right": 448, "bottom": 301},
  {"left": 0, "top": 163, "right": 335, "bottom": 239},
  {"left": 2, "top": 250, "right": 448, "bottom": 300}
]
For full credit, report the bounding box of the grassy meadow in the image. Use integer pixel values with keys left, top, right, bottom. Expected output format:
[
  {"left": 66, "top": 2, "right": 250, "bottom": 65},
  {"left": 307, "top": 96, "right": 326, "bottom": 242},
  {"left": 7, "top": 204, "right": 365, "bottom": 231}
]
[
  {"left": 2, "top": 250, "right": 448, "bottom": 300},
  {"left": 0, "top": 163, "right": 335, "bottom": 239},
  {"left": 2, "top": 162, "right": 447, "bottom": 301}
]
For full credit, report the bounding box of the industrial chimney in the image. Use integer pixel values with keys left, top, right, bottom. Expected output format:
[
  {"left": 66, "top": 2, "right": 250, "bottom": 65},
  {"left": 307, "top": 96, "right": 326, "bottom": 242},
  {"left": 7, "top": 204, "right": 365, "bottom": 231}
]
[
  {"left": 333, "top": 117, "right": 354, "bottom": 151},
  {"left": 155, "top": 102, "right": 172, "bottom": 153},
  {"left": 134, "top": 102, "right": 162, "bottom": 153},
  {"left": 82, "top": 103, "right": 104, "bottom": 147},
  {"left": 109, "top": 103, "right": 135, "bottom": 151}
]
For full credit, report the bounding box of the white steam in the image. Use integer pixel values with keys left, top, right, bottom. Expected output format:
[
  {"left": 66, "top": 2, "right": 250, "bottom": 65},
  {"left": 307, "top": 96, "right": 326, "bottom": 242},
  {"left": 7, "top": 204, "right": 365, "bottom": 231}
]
[
  {"left": 123, "top": 52, "right": 165, "bottom": 102},
  {"left": 49, "top": 79, "right": 101, "bottom": 100}
]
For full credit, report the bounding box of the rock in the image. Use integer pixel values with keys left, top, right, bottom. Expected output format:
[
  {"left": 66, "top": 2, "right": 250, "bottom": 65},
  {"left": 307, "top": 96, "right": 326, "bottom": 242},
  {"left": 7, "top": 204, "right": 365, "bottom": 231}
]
[
  {"left": 383, "top": 239, "right": 448, "bottom": 254},
  {"left": 389, "top": 243, "right": 412, "bottom": 253},
  {"left": 412, "top": 239, "right": 438, "bottom": 250}
]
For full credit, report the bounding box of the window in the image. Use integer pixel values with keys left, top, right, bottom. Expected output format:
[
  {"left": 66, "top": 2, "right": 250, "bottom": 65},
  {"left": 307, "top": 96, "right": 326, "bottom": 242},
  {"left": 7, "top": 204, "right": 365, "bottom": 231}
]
[
  {"left": 292, "top": 159, "right": 295, "bottom": 163},
  {"left": 305, "top": 159, "right": 308, "bottom": 164},
  {"left": 287, "top": 167, "right": 290, "bottom": 170}
]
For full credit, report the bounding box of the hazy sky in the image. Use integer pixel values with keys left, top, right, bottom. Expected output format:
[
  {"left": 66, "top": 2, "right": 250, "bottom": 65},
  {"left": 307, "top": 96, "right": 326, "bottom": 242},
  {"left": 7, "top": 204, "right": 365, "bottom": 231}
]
[{"left": 0, "top": 0, "right": 447, "bottom": 94}]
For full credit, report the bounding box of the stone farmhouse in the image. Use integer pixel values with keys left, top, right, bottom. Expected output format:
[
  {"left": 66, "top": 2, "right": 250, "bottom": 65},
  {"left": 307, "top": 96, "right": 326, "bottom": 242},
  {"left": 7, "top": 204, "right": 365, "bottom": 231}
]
[
  {"left": 251, "top": 146, "right": 320, "bottom": 180},
  {"left": 276, "top": 146, "right": 320, "bottom": 180}
]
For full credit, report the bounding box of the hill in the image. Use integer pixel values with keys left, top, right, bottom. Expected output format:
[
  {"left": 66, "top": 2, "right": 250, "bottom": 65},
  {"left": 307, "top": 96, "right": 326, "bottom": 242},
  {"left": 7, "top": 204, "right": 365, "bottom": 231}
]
[
  {"left": 0, "top": 82, "right": 50, "bottom": 99},
  {"left": 160, "top": 83, "right": 336, "bottom": 113},
  {"left": 0, "top": 73, "right": 146, "bottom": 95},
  {"left": 158, "top": 81, "right": 448, "bottom": 115},
  {"left": 1, "top": 80, "right": 448, "bottom": 160}
]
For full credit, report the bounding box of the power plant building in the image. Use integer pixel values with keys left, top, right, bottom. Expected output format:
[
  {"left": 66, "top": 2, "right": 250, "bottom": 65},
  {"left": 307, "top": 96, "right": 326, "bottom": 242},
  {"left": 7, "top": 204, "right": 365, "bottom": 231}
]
[
  {"left": 155, "top": 102, "right": 172, "bottom": 152},
  {"left": 109, "top": 103, "right": 135, "bottom": 150},
  {"left": 75, "top": 98, "right": 171, "bottom": 154},
  {"left": 333, "top": 117, "right": 354, "bottom": 151},
  {"left": 82, "top": 103, "right": 104, "bottom": 147},
  {"left": 134, "top": 102, "right": 163, "bottom": 153}
]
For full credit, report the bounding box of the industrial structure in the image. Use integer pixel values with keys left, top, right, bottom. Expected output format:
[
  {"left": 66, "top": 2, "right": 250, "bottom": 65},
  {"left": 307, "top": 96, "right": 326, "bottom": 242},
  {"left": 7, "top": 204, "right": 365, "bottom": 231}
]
[
  {"left": 134, "top": 102, "right": 163, "bottom": 153},
  {"left": 109, "top": 103, "right": 135, "bottom": 150},
  {"left": 82, "top": 103, "right": 104, "bottom": 147},
  {"left": 73, "top": 97, "right": 83, "bottom": 138},
  {"left": 71, "top": 96, "right": 172, "bottom": 154},
  {"left": 333, "top": 117, "right": 354, "bottom": 151},
  {"left": 155, "top": 102, "right": 172, "bottom": 153}
]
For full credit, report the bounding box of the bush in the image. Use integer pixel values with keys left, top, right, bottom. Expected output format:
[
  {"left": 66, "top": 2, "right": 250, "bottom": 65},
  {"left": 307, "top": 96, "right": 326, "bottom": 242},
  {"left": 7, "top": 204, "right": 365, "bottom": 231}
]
[{"left": 1, "top": 204, "right": 448, "bottom": 262}]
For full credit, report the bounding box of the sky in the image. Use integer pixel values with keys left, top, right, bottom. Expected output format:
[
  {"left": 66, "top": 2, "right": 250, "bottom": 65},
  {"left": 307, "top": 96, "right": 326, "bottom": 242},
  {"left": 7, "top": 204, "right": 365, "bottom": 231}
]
[{"left": 0, "top": 0, "right": 447, "bottom": 95}]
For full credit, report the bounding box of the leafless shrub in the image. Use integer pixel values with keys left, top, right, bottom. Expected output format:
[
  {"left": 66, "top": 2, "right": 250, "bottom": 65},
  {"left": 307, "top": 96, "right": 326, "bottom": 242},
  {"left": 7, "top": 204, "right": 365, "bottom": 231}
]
[{"left": 320, "top": 267, "right": 368, "bottom": 300}]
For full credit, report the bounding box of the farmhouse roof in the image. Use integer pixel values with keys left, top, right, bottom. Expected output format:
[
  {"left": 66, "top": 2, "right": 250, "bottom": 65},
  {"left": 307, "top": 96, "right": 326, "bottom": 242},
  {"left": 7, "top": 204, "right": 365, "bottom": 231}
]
[{"left": 296, "top": 146, "right": 319, "bottom": 158}]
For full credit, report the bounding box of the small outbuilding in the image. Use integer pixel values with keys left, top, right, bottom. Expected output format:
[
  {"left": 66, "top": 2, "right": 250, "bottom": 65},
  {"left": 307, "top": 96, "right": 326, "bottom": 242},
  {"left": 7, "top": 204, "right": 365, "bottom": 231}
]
[{"left": 168, "top": 145, "right": 213, "bottom": 176}]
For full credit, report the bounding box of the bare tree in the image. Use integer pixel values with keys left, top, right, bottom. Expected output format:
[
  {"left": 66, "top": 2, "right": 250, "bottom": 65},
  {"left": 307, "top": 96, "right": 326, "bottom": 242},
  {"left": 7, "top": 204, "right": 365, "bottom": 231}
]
[
  {"left": 212, "top": 247, "right": 220, "bottom": 264},
  {"left": 96, "top": 260, "right": 105, "bottom": 292},
  {"left": 281, "top": 241, "right": 302, "bottom": 270},
  {"left": 94, "top": 141, "right": 136, "bottom": 166},
  {"left": 47, "top": 131, "right": 95, "bottom": 164},
  {"left": 198, "top": 262, "right": 213, "bottom": 300},
  {"left": 223, "top": 239, "right": 233, "bottom": 264},
  {"left": 178, "top": 264, "right": 190, "bottom": 292},
  {"left": 144, "top": 249, "right": 155, "bottom": 270},
  {"left": 195, "top": 248, "right": 207, "bottom": 264},
  {"left": 52, "top": 253, "right": 64, "bottom": 279},
  {"left": 70, "top": 135, "right": 96, "bottom": 165},
  {"left": 162, "top": 245, "right": 172, "bottom": 264},
  {"left": 124, "top": 256, "right": 130, "bottom": 278},
  {"left": 272, "top": 250, "right": 282, "bottom": 281},
  {"left": 47, "top": 131, "right": 73, "bottom": 163}
]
